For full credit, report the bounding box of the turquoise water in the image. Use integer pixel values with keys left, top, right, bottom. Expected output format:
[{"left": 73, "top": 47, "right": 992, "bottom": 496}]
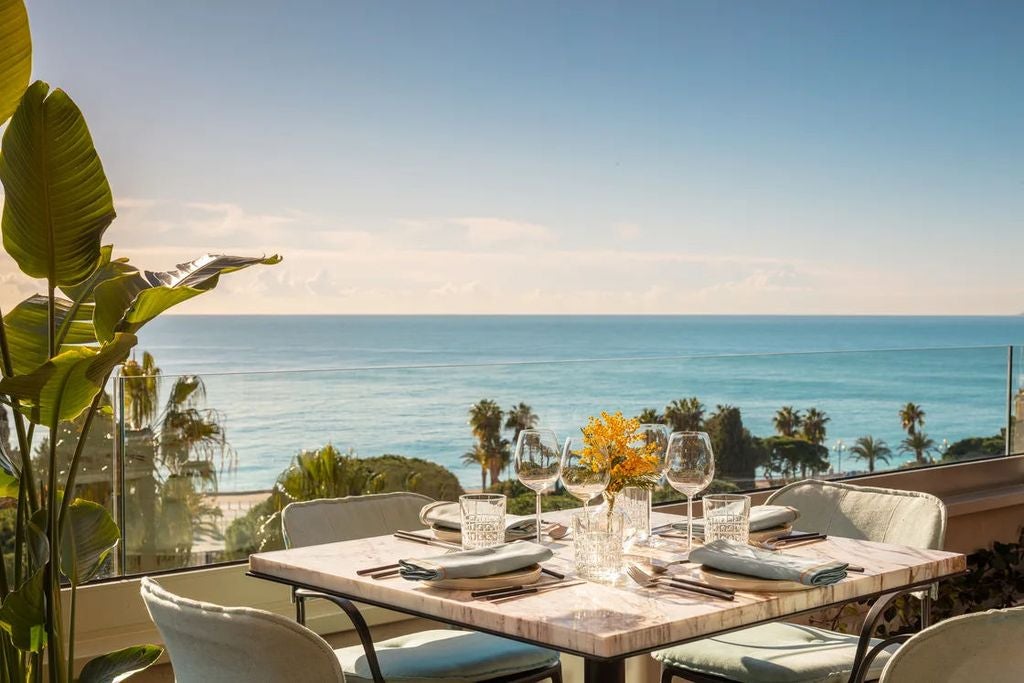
[{"left": 135, "top": 315, "right": 1024, "bottom": 490}]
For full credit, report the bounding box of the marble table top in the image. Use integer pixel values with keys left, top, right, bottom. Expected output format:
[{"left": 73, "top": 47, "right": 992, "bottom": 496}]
[{"left": 249, "top": 510, "right": 966, "bottom": 660}]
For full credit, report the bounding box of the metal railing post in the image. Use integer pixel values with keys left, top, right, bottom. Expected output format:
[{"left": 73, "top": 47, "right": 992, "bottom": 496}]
[
  {"left": 1006, "top": 346, "right": 1014, "bottom": 457},
  {"left": 112, "top": 370, "right": 128, "bottom": 575}
]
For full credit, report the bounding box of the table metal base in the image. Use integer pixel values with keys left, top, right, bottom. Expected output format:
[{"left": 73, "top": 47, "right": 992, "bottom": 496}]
[{"left": 584, "top": 657, "right": 625, "bottom": 683}]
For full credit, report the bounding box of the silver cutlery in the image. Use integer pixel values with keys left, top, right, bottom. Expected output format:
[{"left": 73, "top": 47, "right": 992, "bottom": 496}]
[
  {"left": 626, "top": 555, "right": 693, "bottom": 575},
  {"left": 626, "top": 564, "right": 734, "bottom": 601}
]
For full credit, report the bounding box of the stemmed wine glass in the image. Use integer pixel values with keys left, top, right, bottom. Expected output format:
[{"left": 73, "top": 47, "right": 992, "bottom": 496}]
[
  {"left": 560, "top": 435, "right": 610, "bottom": 512},
  {"left": 514, "top": 429, "right": 562, "bottom": 543},
  {"left": 663, "top": 431, "right": 715, "bottom": 548}
]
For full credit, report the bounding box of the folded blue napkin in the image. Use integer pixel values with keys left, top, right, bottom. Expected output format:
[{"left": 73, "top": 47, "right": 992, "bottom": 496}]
[
  {"left": 419, "top": 501, "right": 536, "bottom": 539},
  {"left": 690, "top": 539, "right": 848, "bottom": 586},
  {"left": 399, "top": 541, "right": 554, "bottom": 581},
  {"left": 672, "top": 504, "right": 800, "bottom": 535}
]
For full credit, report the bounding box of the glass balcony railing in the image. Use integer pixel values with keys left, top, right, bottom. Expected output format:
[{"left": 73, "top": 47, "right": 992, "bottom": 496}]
[{"left": 4, "top": 344, "right": 1018, "bottom": 580}]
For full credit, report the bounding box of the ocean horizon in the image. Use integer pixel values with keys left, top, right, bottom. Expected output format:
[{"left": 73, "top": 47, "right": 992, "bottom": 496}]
[{"left": 132, "top": 315, "right": 1024, "bottom": 490}]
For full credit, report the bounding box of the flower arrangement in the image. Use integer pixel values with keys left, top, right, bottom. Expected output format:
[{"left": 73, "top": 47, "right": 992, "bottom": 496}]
[{"left": 579, "top": 411, "right": 663, "bottom": 512}]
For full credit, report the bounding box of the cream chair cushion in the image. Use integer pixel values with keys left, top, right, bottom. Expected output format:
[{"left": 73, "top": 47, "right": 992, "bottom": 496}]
[
  {"left": 880, "top": 607, "right": 1024, "bottom": 682},
  {"left": 653, "top": 622, "right": 899, "bottom": 683},
  {"left": 336, "top": 629, "right": 560, "bottom": 683},
  {"left": 141, "top": 577, "right": 344, "bottom": 682},
  {"left": 282, "top": 492, "right": 433, "bottom": 547},
  {"left": 766, "top": 480, "right": 946, "bottom": 550}
]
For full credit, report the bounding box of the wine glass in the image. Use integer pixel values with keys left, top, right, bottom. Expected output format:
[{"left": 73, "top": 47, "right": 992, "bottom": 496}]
[
  {"left": 663, "top": 431, "right": 715, "bottom": 548},
  {"left": 560, "top": 435, "right": 610, "bottom": 511},
  {"left": 514, "top": 429, "right": 562, "bottom": 543}
]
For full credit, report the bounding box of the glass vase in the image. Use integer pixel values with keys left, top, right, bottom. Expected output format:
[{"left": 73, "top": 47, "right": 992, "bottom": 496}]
[
  {"left": 617, "top": 486, "right": 652, "bottom": 547},
  {"left": 571, "top": 509, "right": 625, "bottom": 582}
]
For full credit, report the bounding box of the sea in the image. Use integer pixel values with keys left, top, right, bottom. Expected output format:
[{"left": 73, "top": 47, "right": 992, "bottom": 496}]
[{"left": 132, "top": 315, "right": 1024, "bottom": 491}]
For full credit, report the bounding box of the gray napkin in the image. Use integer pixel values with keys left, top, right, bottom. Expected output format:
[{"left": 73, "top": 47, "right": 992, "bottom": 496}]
[
  {"left": 672, "top": 504, "right": 800, "bottom": 535},
  {"left": 399, "top": 541, "right": 554, "bottom": 581},
  {"left": 419, "top": 501, "right": 536, "bottom": 539},
  {"left": 690, "top": 539, "right": 848, "bottom": 586}
]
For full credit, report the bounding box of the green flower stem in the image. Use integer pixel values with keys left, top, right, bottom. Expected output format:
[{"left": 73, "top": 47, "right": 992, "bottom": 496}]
[{"left": 0, "top": 304, "right": 39, "bottom": 511}]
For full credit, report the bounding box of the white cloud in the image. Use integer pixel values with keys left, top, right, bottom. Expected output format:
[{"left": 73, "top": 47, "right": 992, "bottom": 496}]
[{"left": 451, "top": 217, "right": 555, "bottom": 247}]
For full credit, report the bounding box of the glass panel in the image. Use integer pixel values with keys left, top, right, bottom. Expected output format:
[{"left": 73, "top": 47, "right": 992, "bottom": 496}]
[{"left": 116, "top": 345, "right": 1016, "bottom": 576}]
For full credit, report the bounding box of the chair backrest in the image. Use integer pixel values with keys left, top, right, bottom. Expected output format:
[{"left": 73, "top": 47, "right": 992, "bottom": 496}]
[
  {"left": 140, "top": 577, "right": 344, "bottom": 683},
  {"left": 880, "top": 606, "right": 1024, "bottom": 682},
  {"left": 765, "top": 479, "right": 946, "bottom": 549},
  {"left": 282, "top": 491, "right": 434, "bottom": 548}
]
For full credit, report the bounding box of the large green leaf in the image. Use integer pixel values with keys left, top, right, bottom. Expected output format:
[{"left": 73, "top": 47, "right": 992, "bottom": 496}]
[
  {"left": 60, "top": 499, "right": 119, "bottom": 585},
  {"left": 0, "top": 80, "right": 115, "bottom": 286},
  {"left": 2, "top": 246, "right": 136, "bottom": 375},
  {"left": 0, "top": 469, "right": 16, "bottom": 497},
  {"left": 78, "top": 645, "right": 163, "bottom": 683},
  {"left": 0, "top": 332, "right": 137, "bottom": 427},
  {"left": 3, "top": 294, "right": 96, "bottom": 376},
  {"left": 93, "top": 254, "right": 282, "bottom": 343},
  {"left": 0, "top": 0, "right": 31, "bottom": 125},
  {"left": 0, "top": 569, "right": 45, "bottom": 652}
]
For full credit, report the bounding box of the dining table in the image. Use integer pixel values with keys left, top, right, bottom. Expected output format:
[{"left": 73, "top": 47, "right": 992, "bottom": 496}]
[{"left": 248, "top": 509, "right": 966, "bottom": 683}]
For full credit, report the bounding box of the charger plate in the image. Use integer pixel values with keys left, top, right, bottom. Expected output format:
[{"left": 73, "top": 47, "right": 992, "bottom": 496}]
[
  {"left": 431, "top": 526, "right": 462, "bottom": 544},
  {"left": 426, "top": 564, "right": 542, "bottom": 590},
  {"left": 699, "top": 566, "right": 812, "bottom": 592}
]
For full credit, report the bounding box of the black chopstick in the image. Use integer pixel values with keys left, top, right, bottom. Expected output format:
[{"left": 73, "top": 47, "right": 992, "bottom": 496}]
[
  {"left": 357, "top": 562, "right": 400, "bottom": 576},
  {"left": 540, "top": 567, "right": 565, "bottom": 579},
  {"left": 660, "top": 579, "right": 735, "bottom": 601},
  {"left": 664, "top": 574, "right": 736, "bottom": 596},
  {"left": 370, "top": 568, "right": 402, "bottom": 580},
  {"left": 483, "top": 580, "right": 585, "bottom": 602},
  {"left": 472, "top": 584, "right": 530, "bottom": 598}
]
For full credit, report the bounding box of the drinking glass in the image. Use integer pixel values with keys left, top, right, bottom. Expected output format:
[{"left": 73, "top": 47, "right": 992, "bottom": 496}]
[
  {"left": 560, "top": 436, "right": 610, "bottom": 511},
  {"left": 663, "top": 431, "right": 715, "bottom": 548},
  {"left": 459, "top": 493, "right": 506, "bottom": 549},
  {"left": 571, "top": 509, "right": 625, "bottom": 582},
  {"left": 703, "top": 494, "right": 750, "bottom": 544},
  {"left": 514, "top": 429, "right": 562, "bottom": 543}
]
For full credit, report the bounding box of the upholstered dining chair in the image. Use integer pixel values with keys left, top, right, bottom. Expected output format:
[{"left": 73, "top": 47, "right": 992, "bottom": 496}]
[
  {"left": 141, "top": 577, "right": 346, "bottom": 682},
  {"left": 280, "top": 492, "right": 563, "bottom": 683},
  {"left": 653, "top": 479, "right": 947, "bottom": 683},
  {"left": 879, "top": 606, "right": 1024, "bottom": 682}
]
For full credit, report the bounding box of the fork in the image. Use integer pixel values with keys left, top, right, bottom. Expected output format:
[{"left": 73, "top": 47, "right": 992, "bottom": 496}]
[{"left": 626, "top": 564, "right": 735, "bottom": 601}]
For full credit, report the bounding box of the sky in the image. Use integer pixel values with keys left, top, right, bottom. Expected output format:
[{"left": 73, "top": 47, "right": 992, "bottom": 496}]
[{"left": 1, "top": 0, "right": 1021, "bottom": 315}]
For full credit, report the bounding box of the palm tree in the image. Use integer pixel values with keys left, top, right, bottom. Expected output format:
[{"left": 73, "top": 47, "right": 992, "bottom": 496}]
[
  {"left": 801, "top": 408, "right": 830, "bottom": 445},
  {"left": 461, "top": 445, "right": 490, "bottom": 491},
  {"left": 849, "top": 436, "right": 892, "bottom": 473},
  {"left": 899, "top": 402, "right": 926, "bottom": 436},
  {"left": 504, "top": 402, "right": 538, "bottom": 445},
  {"left": 773, "top": 406, "right": 802, "bottom": 437},
  {"left": 900, "top": 432, "right": 936, "bottom": 465},
  {"left": 468, "top": 399, "right": 507, "bottom": 486},
  {"left": 123, "top": 351, "right": 162, "bottom": 430},
  {"left": 637, "top": 408, "right": 663, "bottom": 424},
  {"left": 664, "top": 397, "right": 704, "bottom": 431}
]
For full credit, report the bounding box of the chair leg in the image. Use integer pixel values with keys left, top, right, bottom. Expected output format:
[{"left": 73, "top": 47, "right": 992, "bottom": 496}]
[{"left": 661, "top": 668, "right": 676, "bottom": 683}]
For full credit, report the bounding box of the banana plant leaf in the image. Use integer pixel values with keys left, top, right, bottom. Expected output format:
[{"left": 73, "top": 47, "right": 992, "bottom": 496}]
[
  {"left": 0, "top": 0, "right": 31, "bottom": 125},
  {"left": 0, "top": 80, "right": 114, "bottom": 286},
  {"left": 78, "top": 645, "right": 163, "bottom": 683},
  {"left": 3, "top": 294, "right": 97, "bottom": 376},
  {"left": 93, "top": 254, "right": 282, "bottom": 343},
  {"left": 60, "top": 499, "right": 119, "bottom": 586},
  {"left": 60, "top": 244, "right": 135, "bottom": 304},
  {"left": 0, "top": 333, "right": 137, "bottom": 428},
  {"left": 0, "top": 470, "right": 16, "bottom": 498},
  {"left": 0, "top": 569, "right": 45, "bottom": 652}
]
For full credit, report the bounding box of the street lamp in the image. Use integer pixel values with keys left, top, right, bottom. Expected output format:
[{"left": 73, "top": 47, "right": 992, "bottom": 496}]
[
  {"left": 833, "top": 439, "right": 846, "bottom": 476},
  {"left": 938, "top": 438, "right": 950, "bottom": 459}
]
